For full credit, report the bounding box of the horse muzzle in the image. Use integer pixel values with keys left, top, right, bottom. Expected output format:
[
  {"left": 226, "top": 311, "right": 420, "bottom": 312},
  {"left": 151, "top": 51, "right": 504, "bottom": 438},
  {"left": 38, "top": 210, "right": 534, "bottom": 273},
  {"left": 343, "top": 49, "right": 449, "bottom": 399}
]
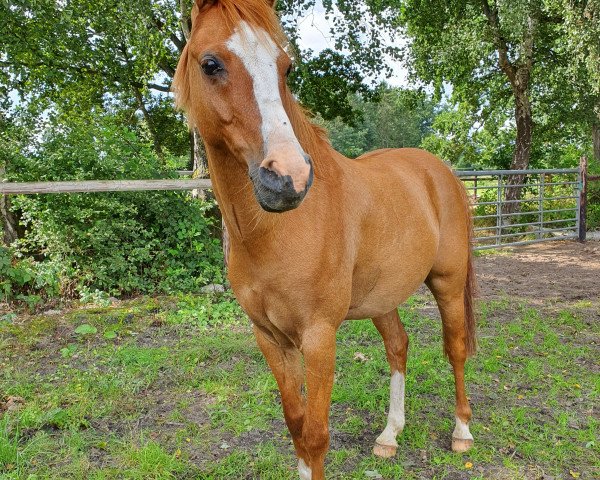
[{"left": 250, "top": 157, "right": 313, "bottom": 213}]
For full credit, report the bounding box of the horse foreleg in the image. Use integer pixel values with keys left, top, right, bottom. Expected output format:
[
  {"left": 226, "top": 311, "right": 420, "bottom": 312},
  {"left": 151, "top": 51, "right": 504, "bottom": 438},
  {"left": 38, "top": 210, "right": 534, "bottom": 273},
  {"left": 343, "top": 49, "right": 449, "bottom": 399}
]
[
  {"left": 253, "top": 326, "right": 308, "bottom": 465},
  {"left": 300, "top": 323, "right": 337, "bottom": 480},
  {"left": 426, "top": 277, "right": 474, "bottom": 453},
  {"left": 372, "top": 310, "right": 409, "bottom": 458}
]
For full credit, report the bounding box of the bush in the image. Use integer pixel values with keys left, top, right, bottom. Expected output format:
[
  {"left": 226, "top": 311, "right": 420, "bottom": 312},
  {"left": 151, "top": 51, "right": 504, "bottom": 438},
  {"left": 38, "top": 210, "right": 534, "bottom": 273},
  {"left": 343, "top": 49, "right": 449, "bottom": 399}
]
[
  {"left": 12, "top": 191, "right": 223, "bottom": 299},
  {"left": 0, "top": 245, "right": 65, "bottom": 308},
  {"left": 584, "top": 158, "right": 600, "bottom": 230},
  {"left": 3, "top": 114, "right": 224, "bottom": 305}
]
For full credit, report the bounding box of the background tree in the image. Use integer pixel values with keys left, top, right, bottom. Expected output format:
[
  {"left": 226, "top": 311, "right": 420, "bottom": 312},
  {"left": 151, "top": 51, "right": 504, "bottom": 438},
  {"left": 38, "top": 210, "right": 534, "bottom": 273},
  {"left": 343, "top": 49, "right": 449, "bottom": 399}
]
[
  {"left": 394, "top": 0, "right": 566, "bottom": 209},
  {"left": 322, "top": 86, "right": 436, "bottom": 157},
  {"left": 548, "top": 0, "right": 600, "bottom": 163}
]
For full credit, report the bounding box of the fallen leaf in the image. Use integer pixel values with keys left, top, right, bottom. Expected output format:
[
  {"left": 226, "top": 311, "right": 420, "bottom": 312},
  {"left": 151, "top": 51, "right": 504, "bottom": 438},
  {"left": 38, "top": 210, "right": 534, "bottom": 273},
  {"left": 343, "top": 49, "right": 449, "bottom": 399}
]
[
  {"left": 569, "top": 470, "right": 580, "bottom": 478},
  {"left": 465, "top": 462, "right": 473, "bottom": 469},
  {"left": 3, "top": 396, "right": 25, "bottom": 412}
]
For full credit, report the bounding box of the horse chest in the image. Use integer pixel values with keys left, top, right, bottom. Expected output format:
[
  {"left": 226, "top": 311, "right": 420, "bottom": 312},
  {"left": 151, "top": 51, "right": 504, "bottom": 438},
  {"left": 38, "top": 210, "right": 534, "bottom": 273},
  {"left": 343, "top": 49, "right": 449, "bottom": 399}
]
[
  {"left": 230, "top": 281, "right": 307, "bottom": 347},
  {"left": 228, "top": 252, "right": 349, "bottom": 345}
]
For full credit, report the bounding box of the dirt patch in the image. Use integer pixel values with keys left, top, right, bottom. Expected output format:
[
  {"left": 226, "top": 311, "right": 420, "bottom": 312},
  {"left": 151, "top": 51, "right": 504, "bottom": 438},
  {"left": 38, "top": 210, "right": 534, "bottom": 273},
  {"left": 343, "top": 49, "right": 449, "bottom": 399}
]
[{"left": 474, "top": 240, "right": 600, "bottom": 305}]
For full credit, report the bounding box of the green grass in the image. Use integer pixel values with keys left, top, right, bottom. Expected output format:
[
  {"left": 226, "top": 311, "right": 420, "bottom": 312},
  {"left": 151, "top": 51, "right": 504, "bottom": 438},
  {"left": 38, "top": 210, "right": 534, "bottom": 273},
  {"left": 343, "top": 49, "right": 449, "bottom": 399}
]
[{"left": 0, "top": 291, "right": 598, "bottom": 479}]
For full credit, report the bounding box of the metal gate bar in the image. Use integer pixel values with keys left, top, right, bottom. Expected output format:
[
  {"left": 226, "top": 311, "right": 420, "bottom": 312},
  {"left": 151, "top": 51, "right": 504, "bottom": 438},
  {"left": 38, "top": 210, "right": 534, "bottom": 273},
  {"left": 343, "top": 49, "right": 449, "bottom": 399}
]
[{"left": 456, "top": 168, "right": 580, "bottom": 250}]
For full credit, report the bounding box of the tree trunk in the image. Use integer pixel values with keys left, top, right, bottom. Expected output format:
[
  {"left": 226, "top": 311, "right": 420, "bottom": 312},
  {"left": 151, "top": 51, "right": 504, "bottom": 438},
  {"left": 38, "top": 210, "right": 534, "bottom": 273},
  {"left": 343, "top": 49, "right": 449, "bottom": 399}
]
[
  {"left": 481, "top": 4, "right": 536, "bottom": 218},
  {"left": 133, "top": 87, "right": 164, "bottom": 159},
  {"left": 190, "top": 128, "right": 209, "bottom": 199},
  {"left": 192, "top": 128, "right": 208, "bottom": 177},
  {"left": 593, "top": 121, "right": 600, "bottom": 164},
  {"left": 503, "top": 88, "right": 533, "bottom": 216},
  {"left": 0, "top": 196, "right": 18, "bottom": 246},
  {"left": 0, "top": 166, "right": 18, "bottom": 246}
]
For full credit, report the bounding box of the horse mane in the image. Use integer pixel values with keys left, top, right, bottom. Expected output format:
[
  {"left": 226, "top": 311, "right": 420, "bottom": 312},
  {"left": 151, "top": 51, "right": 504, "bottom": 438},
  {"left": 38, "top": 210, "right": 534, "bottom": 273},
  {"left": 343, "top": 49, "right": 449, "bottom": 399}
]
[{"left": 172, "top": 0, "right": 331, "bottom": 164}]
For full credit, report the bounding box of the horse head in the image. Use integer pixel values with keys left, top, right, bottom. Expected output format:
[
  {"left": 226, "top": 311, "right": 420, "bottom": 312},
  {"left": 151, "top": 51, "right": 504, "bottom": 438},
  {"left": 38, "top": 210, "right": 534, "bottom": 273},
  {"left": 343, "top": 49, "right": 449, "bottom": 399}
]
[{"left": 173, "top": 0, "right": 313, "bottom": 213}]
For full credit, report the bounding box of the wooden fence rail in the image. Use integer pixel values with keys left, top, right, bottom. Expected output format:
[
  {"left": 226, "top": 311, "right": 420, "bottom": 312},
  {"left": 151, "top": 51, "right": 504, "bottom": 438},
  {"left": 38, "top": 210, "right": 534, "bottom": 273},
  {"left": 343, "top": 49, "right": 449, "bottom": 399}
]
[
  {"left": 2, "top": 158, "right": 597, "bottom": 247},
  {"left": 0, "top": 179, "right": 212, "bottom": 194}
]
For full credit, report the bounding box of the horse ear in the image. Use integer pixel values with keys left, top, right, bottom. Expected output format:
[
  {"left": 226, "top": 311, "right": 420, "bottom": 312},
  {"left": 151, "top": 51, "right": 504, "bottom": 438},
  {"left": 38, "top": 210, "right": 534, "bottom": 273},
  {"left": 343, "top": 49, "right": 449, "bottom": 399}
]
[{"left": 195, "top": 0, "right": 218, "bottom": 11}]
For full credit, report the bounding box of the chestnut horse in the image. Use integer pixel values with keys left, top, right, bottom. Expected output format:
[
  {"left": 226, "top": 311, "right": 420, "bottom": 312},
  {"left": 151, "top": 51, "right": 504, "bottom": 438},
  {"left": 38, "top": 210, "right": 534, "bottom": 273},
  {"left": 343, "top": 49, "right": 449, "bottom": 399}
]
[{"left": 173, "top": 1, "right": 476, "bottom": 478}]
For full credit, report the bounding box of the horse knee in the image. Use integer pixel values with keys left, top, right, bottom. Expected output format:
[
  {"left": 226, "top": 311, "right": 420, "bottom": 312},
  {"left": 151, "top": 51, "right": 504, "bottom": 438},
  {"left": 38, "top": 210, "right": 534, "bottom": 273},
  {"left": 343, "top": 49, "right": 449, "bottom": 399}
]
[
  {"left": 284, "top": 409, "right": 305, "bottom": 438},
  {"left": 304, "top": 423, "right": 329, "bottom": 455}
]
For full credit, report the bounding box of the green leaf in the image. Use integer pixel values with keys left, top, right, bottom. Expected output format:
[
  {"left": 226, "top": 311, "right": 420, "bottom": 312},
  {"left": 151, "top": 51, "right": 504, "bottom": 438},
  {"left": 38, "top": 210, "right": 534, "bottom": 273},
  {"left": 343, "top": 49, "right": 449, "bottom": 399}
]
[{"left": 75, "top": 324, "right": 97, "bottom": 335}]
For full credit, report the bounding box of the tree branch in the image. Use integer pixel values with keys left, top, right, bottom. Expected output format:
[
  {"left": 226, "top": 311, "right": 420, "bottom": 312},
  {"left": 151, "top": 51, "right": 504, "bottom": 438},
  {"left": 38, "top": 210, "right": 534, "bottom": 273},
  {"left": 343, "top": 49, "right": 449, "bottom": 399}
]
[
  {"left": 158, "top": 59, "right": 176, "bottom": 78},
  {"left": 151, "top": 13, "right": 186, "bottom": 52},
  {"left": 180, "top": 0, "right": 193, "bottom": 41},
  {"left": 480, "top": 0, "right": 517, "bottom": 85},
  {"left": 521, "top": 14, "right": 537, "bottom": 73},
  {"left": 147, "top": 82, "right": 171, "bottom": 92}
]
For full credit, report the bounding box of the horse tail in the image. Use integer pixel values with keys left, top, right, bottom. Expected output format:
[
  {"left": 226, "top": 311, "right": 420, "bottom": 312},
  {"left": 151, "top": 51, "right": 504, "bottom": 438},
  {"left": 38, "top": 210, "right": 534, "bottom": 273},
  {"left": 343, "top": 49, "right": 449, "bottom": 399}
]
[{"left": 461, "top": 181, "right": 478, "bottom": 357}]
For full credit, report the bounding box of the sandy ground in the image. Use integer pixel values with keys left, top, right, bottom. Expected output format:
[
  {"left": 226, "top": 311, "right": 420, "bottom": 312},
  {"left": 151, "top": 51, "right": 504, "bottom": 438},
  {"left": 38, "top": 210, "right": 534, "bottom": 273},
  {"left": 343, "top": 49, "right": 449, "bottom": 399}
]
[{"left": 474, "top": 240, "right": 600, "bottom": 307}]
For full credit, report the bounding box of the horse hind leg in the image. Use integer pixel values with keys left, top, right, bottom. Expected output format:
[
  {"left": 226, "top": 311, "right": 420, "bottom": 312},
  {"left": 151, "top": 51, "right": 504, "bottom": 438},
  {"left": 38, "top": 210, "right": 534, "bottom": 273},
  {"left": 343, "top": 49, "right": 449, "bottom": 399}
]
[
  {"left": 426, "top": 268, "right": 476, "bottom": 453},
  {"left": 372, "top": 309, "right": 409, "bottom": 458}
]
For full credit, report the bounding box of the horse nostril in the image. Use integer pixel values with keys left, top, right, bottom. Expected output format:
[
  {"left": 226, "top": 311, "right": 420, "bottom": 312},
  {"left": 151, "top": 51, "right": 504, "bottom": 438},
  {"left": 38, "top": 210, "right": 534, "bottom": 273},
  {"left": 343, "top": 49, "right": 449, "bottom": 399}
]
[
  {"left": 259, "top": 166, "right": 293, "bottom": 193},
  {"left": 263, "top": 159, "right": 277, "bottom": 172}
]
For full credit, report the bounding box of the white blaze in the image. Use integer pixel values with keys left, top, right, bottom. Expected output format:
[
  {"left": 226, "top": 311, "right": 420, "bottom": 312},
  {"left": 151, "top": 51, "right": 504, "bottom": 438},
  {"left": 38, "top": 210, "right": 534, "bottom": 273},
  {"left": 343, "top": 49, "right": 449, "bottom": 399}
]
[
  {"left": 376, "top": 370, "right": 405, "bottom": 447},
  {"left": 298, "top": 458, "right": 312, "bottom": 480},
  {"left": 226, "top": 22, "right": 303, "bottom": 155}
]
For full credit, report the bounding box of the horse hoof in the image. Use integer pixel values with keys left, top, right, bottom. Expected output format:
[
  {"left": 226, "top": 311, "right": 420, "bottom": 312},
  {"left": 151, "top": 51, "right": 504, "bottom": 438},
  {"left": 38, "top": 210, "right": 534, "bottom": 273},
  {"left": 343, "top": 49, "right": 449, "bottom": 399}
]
[
  {"left": 452, "top": 437, "right": 473, "bottom": 453},
  {"left": 373, "top": 442, "right": 397, "bottom": 458}
]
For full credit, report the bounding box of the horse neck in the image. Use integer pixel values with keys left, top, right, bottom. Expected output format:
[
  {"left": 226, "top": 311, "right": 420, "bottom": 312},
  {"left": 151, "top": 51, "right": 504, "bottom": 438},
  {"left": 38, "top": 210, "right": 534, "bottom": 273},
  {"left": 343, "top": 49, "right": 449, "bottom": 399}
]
[
  {"left": 205, "top": 138, "right": 340, "bottom": 246},
  {"left": 205, "top": 144, "right": 279, "bottom": 245}
]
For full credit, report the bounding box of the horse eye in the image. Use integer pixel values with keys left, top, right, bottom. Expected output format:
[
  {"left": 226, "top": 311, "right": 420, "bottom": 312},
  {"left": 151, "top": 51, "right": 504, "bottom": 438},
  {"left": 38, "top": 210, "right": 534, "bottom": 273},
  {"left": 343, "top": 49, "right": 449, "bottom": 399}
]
[
  {"left": 285, "top": 64, "right": 293, "bottom": 77},
  {"left": 201, "top": 57, "right": 223, "bottom": 76}
]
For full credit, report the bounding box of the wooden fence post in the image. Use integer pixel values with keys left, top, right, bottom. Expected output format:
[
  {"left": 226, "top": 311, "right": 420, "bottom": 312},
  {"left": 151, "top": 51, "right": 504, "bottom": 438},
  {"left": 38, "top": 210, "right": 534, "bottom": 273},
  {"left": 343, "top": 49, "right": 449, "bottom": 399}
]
[{"left": 579, "top": 156, "right": 587, "bottom": 242}]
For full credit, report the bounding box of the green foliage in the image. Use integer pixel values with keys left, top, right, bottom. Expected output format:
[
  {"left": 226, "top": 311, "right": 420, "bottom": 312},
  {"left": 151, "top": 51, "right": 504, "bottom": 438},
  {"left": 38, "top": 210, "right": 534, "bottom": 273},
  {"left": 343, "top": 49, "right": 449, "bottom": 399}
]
[
  {"left": 322, "top": 86, "right": 436, "bottom": 158},
  {"left": 290, "top": 49, "right": 376, "bottom": 123},
  {"left": 588, "top": 160, "right": 600, "bottom": 230},
  {"left": 0, "top": 246, "right": 63, "bottom": 307},
  {"left": 74, "top": 324, "right": 98, "bottom": 335},
  {"left": 421, "top": 102, "right": 514, "bottom": 169},
  {"left": 3, "top": 114, "right": 223, "bottom": 305},
  {"left": 164, "top": 293, "right": 246, "bottom": 329}
]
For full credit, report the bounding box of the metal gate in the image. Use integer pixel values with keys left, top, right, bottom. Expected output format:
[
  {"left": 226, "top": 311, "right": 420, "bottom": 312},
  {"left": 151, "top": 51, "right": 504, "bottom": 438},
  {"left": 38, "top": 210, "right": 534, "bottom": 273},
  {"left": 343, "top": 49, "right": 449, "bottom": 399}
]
[{"left": 455, "top": 168, "right": 581, "bottom": 250}]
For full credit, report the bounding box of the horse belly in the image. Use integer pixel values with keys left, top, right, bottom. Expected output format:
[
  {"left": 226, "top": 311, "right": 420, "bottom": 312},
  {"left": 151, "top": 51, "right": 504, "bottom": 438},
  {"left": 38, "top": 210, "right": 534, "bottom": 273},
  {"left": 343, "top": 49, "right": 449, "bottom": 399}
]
[
  {"left": 345, "top": 243, "right": 436, "bottom": 320},
  {"left": 345, "top": 274, "right": 426, "bottom": 320}
]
